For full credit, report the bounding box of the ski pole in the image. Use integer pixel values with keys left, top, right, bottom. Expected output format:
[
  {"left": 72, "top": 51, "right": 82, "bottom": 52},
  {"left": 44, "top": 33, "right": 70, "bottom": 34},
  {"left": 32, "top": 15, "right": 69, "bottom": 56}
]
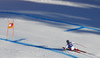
[{"left": 75, "top": 43, "right": 87, "bottom": 48}]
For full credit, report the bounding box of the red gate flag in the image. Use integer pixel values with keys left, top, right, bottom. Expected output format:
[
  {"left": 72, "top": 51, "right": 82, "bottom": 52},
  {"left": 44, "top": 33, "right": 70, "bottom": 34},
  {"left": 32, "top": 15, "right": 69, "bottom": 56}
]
[
  {"left": 8, "top": 23, "right": 14, "bottom": 29},
  {"left": 6, "top": 20, "right": 14, "bottom": 39}
]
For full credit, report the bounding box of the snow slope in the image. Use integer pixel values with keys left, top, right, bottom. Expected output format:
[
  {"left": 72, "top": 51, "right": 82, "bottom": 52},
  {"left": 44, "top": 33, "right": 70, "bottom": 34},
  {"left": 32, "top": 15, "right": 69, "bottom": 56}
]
[{"left": 0, "top": 0, "right": 100, "bottom": 58}]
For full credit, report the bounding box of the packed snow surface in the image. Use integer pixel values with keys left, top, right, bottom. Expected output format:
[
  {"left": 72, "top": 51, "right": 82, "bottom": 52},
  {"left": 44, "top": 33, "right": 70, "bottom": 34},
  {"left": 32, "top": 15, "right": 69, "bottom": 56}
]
[{"left": 0, "top": 0, "right": 100, "bottom": 58}]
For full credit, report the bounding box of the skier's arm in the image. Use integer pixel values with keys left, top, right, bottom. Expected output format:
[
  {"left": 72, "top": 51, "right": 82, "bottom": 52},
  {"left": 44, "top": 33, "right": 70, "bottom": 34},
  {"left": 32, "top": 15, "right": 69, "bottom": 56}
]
[
  {"left": 72, "top": 42, "right": 75, "bottom": 44},
  {"left": 64, "top": 44, "right": 68, "bottom": 51},
  {"left": 65, "top": 44, "right": 68, "bottom": 49}
]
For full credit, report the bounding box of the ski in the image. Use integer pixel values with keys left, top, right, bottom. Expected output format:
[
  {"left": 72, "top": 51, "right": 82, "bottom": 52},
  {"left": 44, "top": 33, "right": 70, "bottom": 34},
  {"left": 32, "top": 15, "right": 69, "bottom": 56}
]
[
  {"left": 62, "top": 47, "right": 86, "bottom": 53},
  {"left": 79, "top": 50, "right": 86, "bottom": 53}
]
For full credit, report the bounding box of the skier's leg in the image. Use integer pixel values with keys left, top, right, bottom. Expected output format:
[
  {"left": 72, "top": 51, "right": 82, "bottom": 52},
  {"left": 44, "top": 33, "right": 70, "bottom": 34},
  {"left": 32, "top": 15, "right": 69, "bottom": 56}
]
[
  {"left": 74, "top": 48, "right": 79, "bottom": 51},
  {"left": 70, "top": 46, "right": 74, "bottom": 51}
]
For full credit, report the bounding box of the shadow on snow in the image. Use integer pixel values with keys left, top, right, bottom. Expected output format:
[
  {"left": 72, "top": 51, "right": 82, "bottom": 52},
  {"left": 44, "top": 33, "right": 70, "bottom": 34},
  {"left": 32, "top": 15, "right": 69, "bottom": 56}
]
[{"left": 0, "top": 0, "right": 100, "bottom": 35}]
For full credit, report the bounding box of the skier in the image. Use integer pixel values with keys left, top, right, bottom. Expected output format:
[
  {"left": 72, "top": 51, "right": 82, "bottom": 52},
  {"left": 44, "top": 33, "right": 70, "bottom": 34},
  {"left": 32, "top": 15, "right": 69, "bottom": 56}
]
[{"left": 63, "top": 40, "right": 79, "bottom": 52}]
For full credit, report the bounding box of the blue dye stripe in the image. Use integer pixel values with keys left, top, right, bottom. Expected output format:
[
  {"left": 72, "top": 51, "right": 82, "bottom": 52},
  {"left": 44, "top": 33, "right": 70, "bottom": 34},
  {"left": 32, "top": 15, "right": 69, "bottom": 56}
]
[
  {"left": 0, "top": 38, "right": 78, "bottom": 58},
  {"left": 0, "top": 11, "right": 100, "bottom": 31},
  {"left": 66, "top": 26, "right": 85, "bottom": 31},
  {"left": 84, "top": 26, "right": 100, "bottom": 31},
  {"left": 0, "top": 11, "right": 81, "bottom": 26}
]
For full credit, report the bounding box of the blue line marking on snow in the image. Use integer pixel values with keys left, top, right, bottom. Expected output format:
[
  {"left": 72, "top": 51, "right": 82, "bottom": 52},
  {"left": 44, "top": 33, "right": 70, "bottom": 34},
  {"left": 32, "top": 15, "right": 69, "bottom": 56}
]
[
  {"left": 0, "top": 11, "right": 100, "bottom": 32},
  {"left": 0, "top": 11, "right": 81, "bottom": 26},
  {"left": 66, "top": 26, "right": 85, "bottom": 31},
  {"left": 13, "top": 38, "right": 26, "bottom": 42},
  {"left": 0, "top": 38, "right": 78, "bottom": 58}
]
